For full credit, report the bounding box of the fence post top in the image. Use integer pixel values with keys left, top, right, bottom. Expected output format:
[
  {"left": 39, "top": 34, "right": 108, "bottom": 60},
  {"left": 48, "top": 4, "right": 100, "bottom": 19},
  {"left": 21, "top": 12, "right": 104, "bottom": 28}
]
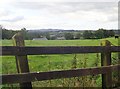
[
  {"left": 100, "top": 40, "right": 111, "bottom": 46},
  {"left": 12, "top": 32, "right": 25, "bottom": 47},
  {"left": 12, "top": 32, "right": 23, "bottom": 39}
]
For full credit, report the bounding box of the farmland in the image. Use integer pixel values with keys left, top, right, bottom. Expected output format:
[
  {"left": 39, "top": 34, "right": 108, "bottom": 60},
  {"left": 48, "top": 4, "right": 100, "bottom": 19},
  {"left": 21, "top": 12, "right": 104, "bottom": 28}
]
[{"left": 1, "top": 37, "right": 119, "bottom": 87}]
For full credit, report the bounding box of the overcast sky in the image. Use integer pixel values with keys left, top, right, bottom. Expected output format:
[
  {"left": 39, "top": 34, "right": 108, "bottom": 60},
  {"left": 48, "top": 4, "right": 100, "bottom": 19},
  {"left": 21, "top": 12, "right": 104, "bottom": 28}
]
[{"left": 0, "top": 0, "right": 119, "bottom": 30}]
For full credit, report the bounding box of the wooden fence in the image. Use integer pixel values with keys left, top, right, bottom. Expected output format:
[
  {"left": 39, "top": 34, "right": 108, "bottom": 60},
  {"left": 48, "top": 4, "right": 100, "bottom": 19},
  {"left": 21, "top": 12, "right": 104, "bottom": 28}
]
[{"left": 0, "top": 33, "right": 120, "bottom": 89}]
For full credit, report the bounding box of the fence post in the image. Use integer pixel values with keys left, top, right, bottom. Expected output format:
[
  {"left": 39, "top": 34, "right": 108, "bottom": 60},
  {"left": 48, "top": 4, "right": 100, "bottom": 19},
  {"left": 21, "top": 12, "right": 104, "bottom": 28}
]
[
  {"left": 118, "top": 35, "right": 120, "bottom": 86},
  {"left": 101, "top": 40, "right": 112, "bottom": 89},
  {"left": 12, "top": 33, "right": 32, "bottom": 89}
]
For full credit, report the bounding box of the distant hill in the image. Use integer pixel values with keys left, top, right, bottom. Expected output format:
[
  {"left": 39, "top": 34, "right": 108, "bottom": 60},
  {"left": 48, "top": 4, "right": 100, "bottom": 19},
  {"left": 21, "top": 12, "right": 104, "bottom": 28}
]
[
  {"left": 27, "top": 29, "right": 119, "bottom": 34},
  {"left": 27, "top": 29, "right": 87, "bottom": 33},
  {"left": 28, "top": 29, "right": 61, "bottom": 33},
  {"left": 113, "top": 30, "right": 119, "bottom": 35}
]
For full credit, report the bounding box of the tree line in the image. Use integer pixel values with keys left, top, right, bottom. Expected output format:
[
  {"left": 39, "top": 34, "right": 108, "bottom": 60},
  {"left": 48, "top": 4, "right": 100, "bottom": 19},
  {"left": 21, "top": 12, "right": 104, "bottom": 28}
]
[
  {"left": 0, "top": 25, "right": 115, "bottom": 40},
  {"left": 82, "top": 28, "right": 115, "bottom": 39},
  {"left": 63, "top": 28, "right": 115, "bottom": 40}
]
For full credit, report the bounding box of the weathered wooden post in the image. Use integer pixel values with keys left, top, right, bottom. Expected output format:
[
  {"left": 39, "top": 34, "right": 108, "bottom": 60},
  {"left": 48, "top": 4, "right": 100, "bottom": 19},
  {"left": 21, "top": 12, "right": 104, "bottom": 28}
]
[
  {"left": 12, "top": 33, "right": 32, "bottom": 89},
  {"left": 118, "top": 1, "right": 120, "bottom": 86},
  {"left": 101, "top": 40, "right": 112, "bottom": 89},
  {"left": 118, "top": 34, "right": 120, "bottom": 86}
]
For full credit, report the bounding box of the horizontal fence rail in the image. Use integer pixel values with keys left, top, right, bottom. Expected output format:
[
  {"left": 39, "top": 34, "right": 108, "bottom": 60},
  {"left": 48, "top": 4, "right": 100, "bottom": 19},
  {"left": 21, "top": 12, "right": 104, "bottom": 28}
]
[
  {"left": 1, "top": 34, "right": 120, "bottom": 89},
  {"left": 1, "top": 64, "right": 120, "bottom": 84},
  {"left": 1, "top": 46, "right": 120, "bottom": 55}
]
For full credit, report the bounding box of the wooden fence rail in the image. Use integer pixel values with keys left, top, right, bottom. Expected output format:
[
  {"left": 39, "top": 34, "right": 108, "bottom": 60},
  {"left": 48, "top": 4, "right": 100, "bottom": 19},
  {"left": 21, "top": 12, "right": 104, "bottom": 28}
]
[
  {"left": 1, "top": 46, "right": 120, "bottom": 88},
  {"left": 2, "top": 64, "right": 120, "bottom": 84},
  {"left": 1, "top": 46, "right": 120, "bottom": 55},
  {"left": 1, "top": 33, "right": 120, "bottom": 89}
]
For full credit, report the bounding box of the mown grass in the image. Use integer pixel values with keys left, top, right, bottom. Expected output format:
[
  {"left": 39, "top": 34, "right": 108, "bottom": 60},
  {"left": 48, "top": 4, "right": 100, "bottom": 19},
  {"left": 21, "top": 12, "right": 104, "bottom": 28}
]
[{"left": 1, "top": 37, "right": 119, "bottom": 87}]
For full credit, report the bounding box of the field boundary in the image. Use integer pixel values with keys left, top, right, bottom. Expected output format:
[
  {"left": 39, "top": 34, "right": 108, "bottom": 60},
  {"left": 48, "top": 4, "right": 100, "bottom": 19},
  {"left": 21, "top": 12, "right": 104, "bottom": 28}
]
[
  {"left": 1, "top": 33, "right": 120, "bottom": 89},
  {"left": 2, "top": 64, "right": 120, "bottom": 84},
  {"left": 1, "top": 46, "right": 120, "bottom": 55}
]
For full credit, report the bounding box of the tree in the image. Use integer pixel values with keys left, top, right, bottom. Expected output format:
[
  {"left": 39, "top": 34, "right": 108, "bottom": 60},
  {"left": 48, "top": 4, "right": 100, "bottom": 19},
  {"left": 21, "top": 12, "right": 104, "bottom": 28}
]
[
  {"left": 83, "top": 30, "right": 94, "bottom": 39},
  {"left": 0, "top": 25, "right": 3, "bottom": 39},
  {"left": 64, "top": 33, "right": 74, "bottom": 40},
  {"left": 1, "top": 25, "right": 19, "bottom": 39},
  {"left": 94, "top": 28, "right": 115, "bottom": 39},
  {"left": 50, "top": 36, "right": 56, "bottom": 40},
  {"left": 45, "top": 33, "right": 50, "bottom": 40},
  {"left": 108, "top": 30, "right": 115, "bottom": 37},
  {"left": 94, "top": 28, "right": 104, "bottom": 39},
  {"left": 2, "top": 29, "right": 16, "bottom": 39},
  {"left": 74, "top": 32, "right": 82, "bottom": 39}
]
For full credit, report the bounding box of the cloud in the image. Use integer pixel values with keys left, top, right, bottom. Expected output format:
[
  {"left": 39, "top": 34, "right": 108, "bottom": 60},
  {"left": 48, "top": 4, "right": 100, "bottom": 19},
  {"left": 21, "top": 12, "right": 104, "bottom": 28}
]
[
  {"left": 0, "top": 0, "right": 118, "bottom": 30},
  {"left": 0, "top": 9, "right": 11, "bottom": 17},
  {"left": 108, "top": 14, "right": 118, "bottom": 22},
  {"left": 1, "top": 16, "right": 24, "bottom": 22},
  {"left": 11, "top": 1, "right": 118, "bottom": 22},
  {"left": 12, "top": 2, "right": 117, "bottom": 12}
]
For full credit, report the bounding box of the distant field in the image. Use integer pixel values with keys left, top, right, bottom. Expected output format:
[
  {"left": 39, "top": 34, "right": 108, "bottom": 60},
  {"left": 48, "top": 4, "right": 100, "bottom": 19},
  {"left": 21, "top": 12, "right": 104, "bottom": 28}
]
[
  {"left": 1, "top": 37, "right": 118, "bottom": 87},
  {"left": 1, "top": 37, "right": 118, "bottom": 46}
]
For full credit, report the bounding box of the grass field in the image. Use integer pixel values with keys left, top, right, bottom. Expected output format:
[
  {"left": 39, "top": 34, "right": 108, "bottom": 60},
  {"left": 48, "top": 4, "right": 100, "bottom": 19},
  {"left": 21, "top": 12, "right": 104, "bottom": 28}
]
[
  {"left": 1, "top": 37, "right": 118, "bottom": 46},
  {"left": 1, "top": 37, "right": 119, "bottom": 87}
]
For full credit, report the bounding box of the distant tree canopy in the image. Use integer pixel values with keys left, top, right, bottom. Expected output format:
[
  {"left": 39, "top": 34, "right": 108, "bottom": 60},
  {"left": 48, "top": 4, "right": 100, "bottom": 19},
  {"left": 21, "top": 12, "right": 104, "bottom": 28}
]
[
  {"left": 82, "top": 28, "right": 115, "bottom": 39},
  {"left": 83, "top": 30, "right": 94, "bottom": 39},
  {"left": 1, "top": 25, "right": 115, "bottom": 40},
  {"left": 94, "top": 28, "right": 115, "bottom": 39},
  {"left": 0, "top": 25, "right": 2, "bottom": 39},
  {"left": 1, "top": 25, "right": 20, "bottom": 39},
  {"left": 74, "top": 32, "right": 82, "bottom": 39},
  {"left": 1, "top": 25, "right": 27, "bottom": 40},
  {"left": 64, "top": 33, "right": 74, "bottom": 40}
]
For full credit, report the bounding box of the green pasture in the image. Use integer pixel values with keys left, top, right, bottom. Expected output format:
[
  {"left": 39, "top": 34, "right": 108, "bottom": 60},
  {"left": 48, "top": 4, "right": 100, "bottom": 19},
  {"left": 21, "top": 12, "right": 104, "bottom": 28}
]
[
  {"left": 1, "top": 37, "right": 119, "bottom": 87},
  {"left": 1, "top": 37, "right": 118, "bottom": 46}
]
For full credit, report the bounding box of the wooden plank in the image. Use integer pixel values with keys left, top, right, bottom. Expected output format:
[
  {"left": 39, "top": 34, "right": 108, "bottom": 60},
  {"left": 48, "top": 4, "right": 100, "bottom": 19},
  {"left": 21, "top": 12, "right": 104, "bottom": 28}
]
[
  {"left": 1, "top": 46, "right": 19, "bottom": 55},
  {"left": 101, "top": 40, "right": 112, "bottom": 89},
  {"left": 110, "top": 46, "right": 120, "bottom": 52},
  {"left": 12, "top": 33, "right": 32, "bottom": 89},
  {"left": 1, "top": 46, "right": 120, "bottom": 55},
  {"left": 2, "top": 64, "right": 120, "bottom": 84}
]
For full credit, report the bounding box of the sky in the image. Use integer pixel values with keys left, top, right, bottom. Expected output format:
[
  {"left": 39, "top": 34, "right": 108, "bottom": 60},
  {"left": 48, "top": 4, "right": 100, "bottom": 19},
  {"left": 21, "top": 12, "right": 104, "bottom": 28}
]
[{"left": 0, "top": 0, "right": 119, "bottom": 30}]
